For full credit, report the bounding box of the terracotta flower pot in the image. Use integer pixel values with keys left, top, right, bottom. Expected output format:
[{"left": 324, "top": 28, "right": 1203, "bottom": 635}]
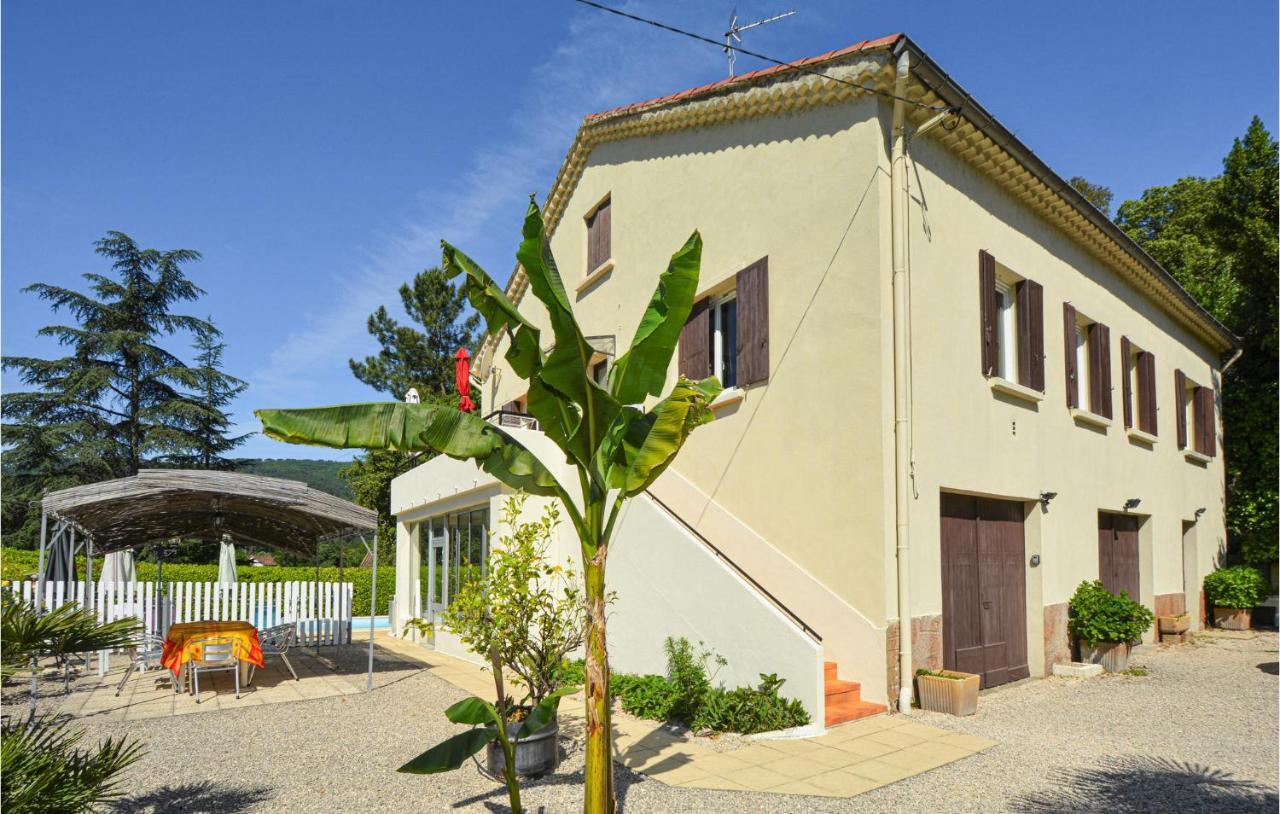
[
  {"left": 1078, "top": 640, "right": 1130, "bottom": 673},
  {"left": 1213, "top": 606, "right": 1252, "bottom": 631},
  {"left": 915, "top": 670, "right": 980, "bottom": 716},
  {"left": 1158, "top": 614, "right": 1190, "bottom": 635}
]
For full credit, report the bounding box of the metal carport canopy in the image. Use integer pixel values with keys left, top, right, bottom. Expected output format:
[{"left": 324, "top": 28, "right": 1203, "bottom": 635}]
[{"left": 38, "top": 469, "right": 382, "bottom": 691}]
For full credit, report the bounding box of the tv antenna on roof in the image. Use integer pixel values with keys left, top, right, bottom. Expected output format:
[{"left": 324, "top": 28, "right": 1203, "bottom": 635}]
[{"left": 724, "top": 8, "right": 796, "bottom": 78}]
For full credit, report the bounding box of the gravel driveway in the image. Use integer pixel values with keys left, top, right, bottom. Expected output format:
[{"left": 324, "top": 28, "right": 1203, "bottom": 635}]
[{"left": 54, "top": 630, "right": 1279, "bottom": 812}]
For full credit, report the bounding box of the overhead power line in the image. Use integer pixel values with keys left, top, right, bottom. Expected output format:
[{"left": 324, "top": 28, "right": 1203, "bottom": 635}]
[{"left": 570, "top": 0, "right": 953, "bottom": 112}]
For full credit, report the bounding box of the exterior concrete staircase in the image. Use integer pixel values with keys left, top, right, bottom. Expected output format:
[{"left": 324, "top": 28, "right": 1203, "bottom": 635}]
[{"left": 824, "top": 661, "right": 886, "bottom": 726}]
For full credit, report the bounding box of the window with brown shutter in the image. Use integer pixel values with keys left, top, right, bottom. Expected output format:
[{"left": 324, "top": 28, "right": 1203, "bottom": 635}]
[
  {"left": 979, "top": 251, "right": 997, "bottom": 376},
  {"left": 736, "top": 257, "right": 769, "bottom": 386},
  {"left": 586, "top": 197, "right": 611, "bottom": 273},
  {"left": 1174, "top": 369, "right": 1187, "bottom": 448},
  {"left": 1137, "top": 351, "right": 1157, "bottom": 435},
  {"left": 1194, "top": 385, "right": 1216, "bottom": 456},
  {"left": 1063, "top": 303, "right": 1078, "bottom": 408},
  {"left": 1087, "top": 322, "right": 1112, "bottom": 418},
  {"left": 678, "top": 298, "right": 711, "bottom": 380},
  {"left": 1015, "top": 279, "right": 1044, "bottom": 391}
]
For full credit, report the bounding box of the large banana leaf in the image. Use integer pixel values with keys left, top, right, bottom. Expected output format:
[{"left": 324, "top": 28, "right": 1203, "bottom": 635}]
[
  {"left": 607, "top": 232, "right": 703, "bottom": 404},
  {"left": 397, "top": 728, "right": 495, "bottom": 775},
  {"left": 254, "top": 402, "right": 564, "bottom": 498},
  {"left": 605, "top": 376, "right": 722, "bottom": 497}
]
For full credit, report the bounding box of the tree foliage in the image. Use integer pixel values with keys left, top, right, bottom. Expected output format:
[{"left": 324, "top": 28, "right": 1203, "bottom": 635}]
[
  {"left": 2, "top": 232, "right": 243, "bottom": 548},
  {"left": 172, "top": 322, "right": 248, "bottom": 469},
  {"left": 1117, "top": 117, "right": 1278, "bottom": 564},
  {"left": 1068, "top": 175, "right": 1115, "bottom": 217}
]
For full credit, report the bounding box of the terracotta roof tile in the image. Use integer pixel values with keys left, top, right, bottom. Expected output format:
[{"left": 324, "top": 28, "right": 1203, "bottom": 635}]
[{"left": 584, "top": 34, "right": 903, "bottom": 121}]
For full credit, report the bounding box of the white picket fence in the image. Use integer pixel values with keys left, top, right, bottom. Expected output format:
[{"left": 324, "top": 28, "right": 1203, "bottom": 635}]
[{"left": 10, "top": 580, "right": 355, "bottom": 647}]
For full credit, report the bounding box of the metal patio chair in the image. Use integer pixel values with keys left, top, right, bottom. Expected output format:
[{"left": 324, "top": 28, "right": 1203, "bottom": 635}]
[
  {"left": 189, "top": 636, "right": 240, "bottom": 703},
  {"left": 251, "top": 623, "right": 299, "bottom": 683},
  {"left": 114, "top": 633, "right": 176, "bottom": 697}
]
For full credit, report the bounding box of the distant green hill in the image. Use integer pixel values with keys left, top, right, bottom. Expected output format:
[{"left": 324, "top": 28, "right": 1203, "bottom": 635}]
[{"left": 233, "top": 458, "right": 354, "bottom": 500}]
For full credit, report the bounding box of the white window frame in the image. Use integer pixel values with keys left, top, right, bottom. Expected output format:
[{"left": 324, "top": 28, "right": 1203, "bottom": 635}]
[
  {"left": 994, "top": 280, "right": 1016, "bottom": 380},
  {"left": 1075, "top": 321, "right": 1091, "bottom": 409},
  {"left": 711, "top": 292, "right": 738, "bottom": 388}
]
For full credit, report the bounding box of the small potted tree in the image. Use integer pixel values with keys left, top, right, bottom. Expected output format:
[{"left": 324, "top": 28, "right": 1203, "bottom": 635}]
[
  {"left": 1068, "top": 580, "right": 1154, "bottom": 673},
  {"left": 440, "top": 496, "right": 587, "bottom": 777},
  {"left": 1204, "top": 565, "right": 1269, "bottom": 631}
]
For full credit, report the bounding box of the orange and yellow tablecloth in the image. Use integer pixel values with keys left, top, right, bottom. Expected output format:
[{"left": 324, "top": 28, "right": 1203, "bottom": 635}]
[{"left": 161, "top": 621, "right": 265, "bottom": 678}]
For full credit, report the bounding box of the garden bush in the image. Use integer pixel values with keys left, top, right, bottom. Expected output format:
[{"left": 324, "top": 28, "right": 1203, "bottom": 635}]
[
  {"left": 1, "top": 547, "right": 394, "bottom": 616},
  {"left": 1204, "top": 565, "right": 1270, "bottom": 609},
  {"left": 559, "top": 636, "right": 810, "bottom": 735},
  {"left": 1067, "top": 580, "right": 1154, "bottom": 644}
]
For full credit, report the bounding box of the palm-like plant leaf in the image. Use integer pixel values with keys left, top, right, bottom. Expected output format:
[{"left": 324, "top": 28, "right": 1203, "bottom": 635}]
[
  {"left": 605, "top": 376, "right": 722, "bottom": 496},
  {"left": 396, "top": 728, "right": 496, "bottom": 775}
]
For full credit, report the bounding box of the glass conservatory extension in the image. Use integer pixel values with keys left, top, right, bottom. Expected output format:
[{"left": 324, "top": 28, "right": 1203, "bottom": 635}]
[{"left": 415, "top": 505, "right": 489, "bottom": 617}]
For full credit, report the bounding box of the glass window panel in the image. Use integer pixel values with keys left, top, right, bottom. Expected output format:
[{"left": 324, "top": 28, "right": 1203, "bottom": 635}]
[{"left": 721, "top": 298, "right": 737, "bottom": 387}]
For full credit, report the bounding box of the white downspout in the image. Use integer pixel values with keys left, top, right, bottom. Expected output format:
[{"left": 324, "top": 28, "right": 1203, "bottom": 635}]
[{"left": 890, "top": 49, "right": 914, "bottom": 714}]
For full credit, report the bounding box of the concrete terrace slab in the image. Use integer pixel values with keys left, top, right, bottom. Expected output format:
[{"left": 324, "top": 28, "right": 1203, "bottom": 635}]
[{"left": 370, "top": 634, "right": 996, "bottom": 799}]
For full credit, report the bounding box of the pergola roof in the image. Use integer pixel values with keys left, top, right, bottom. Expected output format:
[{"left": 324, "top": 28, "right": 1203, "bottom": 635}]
[{"left": 41, "top": 470, "right": 376, "bottom": 555}]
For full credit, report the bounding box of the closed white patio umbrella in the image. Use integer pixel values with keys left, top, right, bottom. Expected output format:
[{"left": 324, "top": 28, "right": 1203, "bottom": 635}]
[
  {"left": 217, "top": 535, "right": 238, "bottom": 586},
  {"left": 97, "top": 549, "right": 137, "bottom": 586}
]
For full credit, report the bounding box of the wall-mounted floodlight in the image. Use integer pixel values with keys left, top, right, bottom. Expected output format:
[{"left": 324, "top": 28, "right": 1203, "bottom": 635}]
[
  {"left": 1194, "top": 507, "right": 1207, "bottom": 520},
  {"left": 1039, "top": 491, "right": 1058, "bottom": 511},
  {"left": 1123, "top": 498, "right": 1142, "bottom": 511}
]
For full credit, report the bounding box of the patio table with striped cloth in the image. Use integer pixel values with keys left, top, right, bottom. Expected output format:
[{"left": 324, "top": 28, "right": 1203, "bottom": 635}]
[{"left": 162, "top": 620, "right": 265, "bottom": 679}]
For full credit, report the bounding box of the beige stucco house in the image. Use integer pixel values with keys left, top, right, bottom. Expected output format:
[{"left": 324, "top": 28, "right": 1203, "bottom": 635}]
[{"left": 389, "top": 34, "right": 1238, "bottom": 728}]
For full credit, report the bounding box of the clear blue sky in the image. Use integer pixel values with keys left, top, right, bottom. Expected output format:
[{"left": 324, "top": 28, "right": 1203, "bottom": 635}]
[{"left": 4, "top": 1, "right": 1275, "bottom": 462}]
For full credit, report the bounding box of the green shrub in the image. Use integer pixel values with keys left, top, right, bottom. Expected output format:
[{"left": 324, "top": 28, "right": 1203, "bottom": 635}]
[
  {"left": 692, "top": 673, "right": 810, "bottom": 734},
  {"left": 664, "top": 637, "right": 724, "bottom": 724},
  {"left": 1067, "top": 580, "right": 1154, "bottom": 644},
  {"left": 612, "top": 673, "right": 677, "bottom": 720},
  {"left": 1204, "top": 565, "right": 1270, "bottom": 609}
]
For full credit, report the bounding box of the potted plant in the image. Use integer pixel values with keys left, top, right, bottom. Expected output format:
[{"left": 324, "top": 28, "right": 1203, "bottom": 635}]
[
  {"left": 1068, "top": 580, "right": 1154, "bottom": 672},
  {"left": 1204, "top": 565, "right": 1269, "bottom": 631},
  {"left": 441, "top": 496, "right": 588, "bottom": 777},
  {"left": 915, "top": 668, "right": 980, "bottom": 716}
]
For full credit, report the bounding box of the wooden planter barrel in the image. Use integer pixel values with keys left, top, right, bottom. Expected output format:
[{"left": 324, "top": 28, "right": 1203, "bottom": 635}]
[
  {"left": 1078, "top": 640, "right": 1130, "bottom": 673},
  {"left": 915, "top": 670, "right": 980, "bottom": 716}
]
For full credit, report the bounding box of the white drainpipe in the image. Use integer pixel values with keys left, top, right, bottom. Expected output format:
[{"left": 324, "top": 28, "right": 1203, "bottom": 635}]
[{"left": 890, "top": 49, "right": 914, "bottom": 714}]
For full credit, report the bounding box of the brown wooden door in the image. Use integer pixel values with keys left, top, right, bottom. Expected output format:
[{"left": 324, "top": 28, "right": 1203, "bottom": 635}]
[
  {"left": 941, "top": 494, "right": 1029, "bottom": 688},
  {"left": 1098, "top": 513, "right": 1140, "bottom": 601}
]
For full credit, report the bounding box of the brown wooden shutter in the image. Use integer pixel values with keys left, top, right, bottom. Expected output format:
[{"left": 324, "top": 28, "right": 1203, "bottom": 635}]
[
  {"left": 736, "top": 257, "right": 769, "bottom": 385},
  {"left": 1195, "top": 386, "right": 1216, "bottom": 456},
  {"left": 1087, "top": 322, "right": 1111, "bottom": 417},
  {"left": 1174, "top": 369, "right": 1187, "bottom": 448},
  {"left": 678, "top": 298, "right": 711, "bottom": 380},
  {"left": 587, "top": 198, "right": 611, "bottom": 272},
  {"left": 1063, "top": 303, "right": 1078, "bottom": 408},
  {"left": 1015, "top": 279, "right": 1043, "bottom": 390},
  {"left": 979, "top": 251, "right": 997, "bottom": 376},
  {"left": 1139, "top": 352, "right": 1157, "bottom": 435},
  {"left": 1120, "top": 336, "right": 1133, "bottom": 428}
]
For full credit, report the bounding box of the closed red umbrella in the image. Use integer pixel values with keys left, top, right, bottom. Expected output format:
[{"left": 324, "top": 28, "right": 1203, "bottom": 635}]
[{"left": 455, "top": 347, "right": 476, "bottom": 413}]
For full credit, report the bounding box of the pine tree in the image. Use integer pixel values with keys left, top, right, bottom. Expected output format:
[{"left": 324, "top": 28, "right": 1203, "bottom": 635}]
[
  {"left": 2, "top": 232, "right": 236, "bottom": 547},
  {"left": 177, "top": 323, "right": 249, "bottom": 469},
  {"left": 349, "top": 266, "right": 481, "bottom": 400}
]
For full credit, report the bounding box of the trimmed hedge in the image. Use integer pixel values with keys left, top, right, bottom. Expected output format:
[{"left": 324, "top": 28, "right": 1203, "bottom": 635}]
[
  {"left": 1204, "top": 565, "right": 1270, "bottom": 609},
  {"left": 1, "top": 547, "right": 395, "bottom": 616}
]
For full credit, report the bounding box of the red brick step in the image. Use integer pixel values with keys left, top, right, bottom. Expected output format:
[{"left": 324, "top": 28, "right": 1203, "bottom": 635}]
[{"left": 823, "top": 660, "right": 887, "bottom": 727}]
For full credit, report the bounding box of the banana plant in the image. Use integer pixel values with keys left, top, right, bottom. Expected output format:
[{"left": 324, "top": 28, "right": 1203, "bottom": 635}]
[
  {"left": 257, "top": 198, "right": 721, "bottom": 813},
  {"left": 398, "top": 685, "right": 577, "bottom": 814}
]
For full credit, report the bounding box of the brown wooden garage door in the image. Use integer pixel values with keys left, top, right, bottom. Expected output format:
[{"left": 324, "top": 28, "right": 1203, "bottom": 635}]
[
  {"left": 1098, "top": 513, "right": 1140, "bottom": 600},
  {"left": 940, "top": 493, "right": 1029, "bottom": 688}
]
